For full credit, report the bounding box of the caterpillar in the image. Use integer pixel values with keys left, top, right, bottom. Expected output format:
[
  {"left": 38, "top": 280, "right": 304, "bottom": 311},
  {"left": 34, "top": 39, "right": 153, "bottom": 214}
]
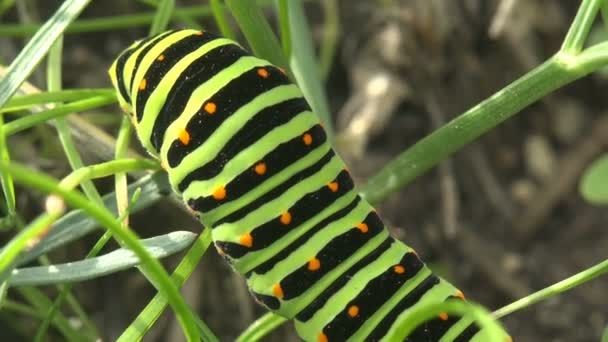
[{"left": 108, "top": 29, "right": 508, "bottom": 342}]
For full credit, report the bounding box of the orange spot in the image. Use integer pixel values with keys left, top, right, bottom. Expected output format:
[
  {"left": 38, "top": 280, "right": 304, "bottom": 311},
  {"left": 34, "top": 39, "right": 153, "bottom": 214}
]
[
  {"left": 178, "top": 128, "right": 191, "bottom": 145},
  {"left": 317, "top": 332, "right": 328, "bottom": 342},
  {"left": 139, "top": 78, "right": 147, "bottom": 90},
  {"left": 280, "top": 211, "right": 292, "bottom": 225},
  {"left": 302, "top": 133, "right": 313, "bottom": 146},
  {"left": 272, "top": 283, "right": 284, "bottom": 299},
  {"left": 393, "top": 265, "right": 405, "bottom": 274},
  {"left": 327, "top": 182, "right": 339, "bottom": 192},
  {"left": 204, "top": 102, "right": 217, "bottom": 114},
  {"left": 356, "top": 223, "right": 368, "bottom": 233},
  {"left": 438, "top": 312, "right": 449, "bottom": 321},
  {"left": 212, "top": 186, "right": 226, "bottom": 200},
  {"left": 257, "top": 68, "right": 269, "bottom": 78},
  {"left": 240, "top": 233, "right": 253, "bottom": 247},
  {"left": 157, "top": 54, "right": 165, "bottom": 61},
  {"left": 254, "top": 162, "right": 267, "bottom": 175},
  {"left": 347, "top": 305, "right": 359, "bottom": 318},
  {"left": 455, "top": 290, "right": 466, "bottom": 300},
  {"left": 307, "top": 257, "right": 321, "bottom": 271}
]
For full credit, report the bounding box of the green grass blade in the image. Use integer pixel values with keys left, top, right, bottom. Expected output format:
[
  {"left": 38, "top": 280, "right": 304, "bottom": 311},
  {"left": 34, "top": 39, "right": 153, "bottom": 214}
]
[
  {"left": 10, "top": 232, "right": 197, "bottom": 286},
  {"left": 210, "top": 0, "right": 236, "bottom": 40},
  {"left": 0, "top": 162, "right": 200, "bottom": 340},
  {"left": 0, "top": 89, "right": 115, "bottom": 114},
  {"left": 4, "top": 95, "right": 117, "bottom": 136},
  {"left": 285, "top": 0, "right": 333, "bottom": 135},
  {"left": 149, "top": 0, "right": 175, "bottom": 35},
  {"left": 12, "top": 172, "right": 170, "bottom": 267},
  {"left": 235, "top": 312, "right": 287, "bottom": 342},
  {"left": 224, "top": 0, "right": 290, "bottom": 72},
  {"left": 117, "top": 229, "right": 218, "bottom": 342},
  {"left": 0, "top": 0, "right": 91, "bottom": 107}
]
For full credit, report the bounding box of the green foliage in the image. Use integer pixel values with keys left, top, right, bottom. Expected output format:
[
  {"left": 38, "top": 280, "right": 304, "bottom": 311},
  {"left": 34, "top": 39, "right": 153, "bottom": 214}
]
[
  {"left": 0, "top": 0, "right": 607, "bottom": 341},
  {"left": 580, "top": 154, "right": 608, "bottom": 204}
]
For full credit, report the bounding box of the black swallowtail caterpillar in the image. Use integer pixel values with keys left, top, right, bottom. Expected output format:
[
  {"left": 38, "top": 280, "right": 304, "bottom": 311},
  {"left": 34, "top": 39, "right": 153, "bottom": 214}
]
[{"left": 109, "top": 29, "right": 508, "bottom": 342}]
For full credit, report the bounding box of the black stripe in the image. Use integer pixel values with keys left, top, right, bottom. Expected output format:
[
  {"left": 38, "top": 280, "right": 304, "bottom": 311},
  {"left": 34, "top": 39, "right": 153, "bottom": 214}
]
[
  {"left": 114, "top": 37, "right": 151, "bottom": 105},
  {"left": 453, "top": 322, "right": 480, "bottom": 342},
  {"left": 188, "top": 124, "right": 327, "bottom": 213},
  {"left": 133, "top": 31, "right": 218, "bottom": 123},
  {"left": 149, "top": 42, "right": 248, "bottom": 150},
  {"left": 214, "top": 158, "right": 355, "bottom": 262},
  {"left": 295, "top": 237, "right": 394, "bottom": 322},
  {"left": 128, "top": 30, "right": 175, "bottom": 95},
  {"left": 278, "top": 211, "right": 384, "bottom": 300},
  {"left": 250, "top": 196, "right": 361, "bottom": 277},
  {"left": 211, "top": 149, "right": 336, "bottom": 227},
  {"left": 321, "top": 252, "right": 425, "bottom": 341},
  {"left": 405, "top": 312, "right": 460, "bottom": 341},
  {"left": 177, "top": 97, "right": 311, "bottom": 192},
  {"left": 363, "top": 275, "right": 441, "bottom": 341},
  {"left": 167, "top": 65, "right": 291, "bottom": 168}
]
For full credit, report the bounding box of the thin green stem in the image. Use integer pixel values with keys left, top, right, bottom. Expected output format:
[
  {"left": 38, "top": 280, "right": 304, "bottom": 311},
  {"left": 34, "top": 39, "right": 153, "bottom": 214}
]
[
  {"left": 210, "top": 0, "right": 236, "bottom": 40},
  {"left": 361, "top": 52, "right": 599, "bottom": 205},
  {"left": 0, "top": 112, "right": 16, "bottom": 220},
  {"left": 4, "top": 95, "right": 116, "bottom": 135},
  {"left": 117, "top": 229, "right": 217, "bottom": 342},
  {"left": 0, "top": 161, "right": 200, "bottom": 341},
  {"left": 561, "top": 0, "right": 602, "bottom": 53},
  {"left": 1, "top": 89, "right": 115, "bottom": 114},
  {"left": 149, "top": 0, "right": 174, "bottom": 35},
  {"left": 235, "top": 312, "right": 287, "bottom": 342},
  {"left": 319, "top": 0, "right": 339, "bottom": 81},
  {"left": 0, "top": 5, "right": 212, "bottom": 37},
  {"left": 493, "top": 257, "right": 608, "bottom": 319},
  {"left": 224, "top": 0, "right": 290, "bottom": 73},
  {"left": 276, "top": 0, "right": 291, "bottom": 58}
]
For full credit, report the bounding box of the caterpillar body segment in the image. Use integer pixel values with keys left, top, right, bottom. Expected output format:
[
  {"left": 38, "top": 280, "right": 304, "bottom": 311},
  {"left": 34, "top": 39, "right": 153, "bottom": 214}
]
[{"left": 109, "top": 29, "right": 507, "bottom": 342}]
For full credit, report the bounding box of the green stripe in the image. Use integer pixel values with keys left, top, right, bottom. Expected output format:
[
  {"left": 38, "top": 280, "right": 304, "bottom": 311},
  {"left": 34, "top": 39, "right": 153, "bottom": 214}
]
[
  {"left": 212, "top": 152, "right": 343, "bottom": 242},
  {"left": 176, "top": 84, "right": 303, "bottom": 195},
  {"left": 294, "top": 240, "right": 411, "bottom": 341}
]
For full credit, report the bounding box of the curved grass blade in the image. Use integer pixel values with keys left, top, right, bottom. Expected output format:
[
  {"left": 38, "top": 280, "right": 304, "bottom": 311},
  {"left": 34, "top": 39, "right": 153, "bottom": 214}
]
[{"left": 9, "top": 231, "right": 196, "bottom": 286}]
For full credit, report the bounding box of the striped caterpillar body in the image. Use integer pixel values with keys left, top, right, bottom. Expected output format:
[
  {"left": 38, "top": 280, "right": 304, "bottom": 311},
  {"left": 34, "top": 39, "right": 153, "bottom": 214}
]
[{"left": 109, "top": 29, "right": 506, "bottom": 342}]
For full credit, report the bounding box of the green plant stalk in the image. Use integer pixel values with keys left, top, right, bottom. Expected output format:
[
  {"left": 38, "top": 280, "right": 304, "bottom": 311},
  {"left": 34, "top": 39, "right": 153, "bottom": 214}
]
[
  {"left": 4, "top": 95, "right": 116, "bottom": 135},
  {"left": 0, "top": 213, "right": 62, "bottom": 274},
  {"left": 276, "top": 0, "right": 291, "bottom": 58},
  {"left": 391, "top": 301, "right": 505, "bottom": 342},
  {"left": 601, "top": 1, "right": 608, "bottom": 33},
  {"left": 493, "top": 257, "right": 608, "bottom": 319},
  {"left": 48, "top": 37, "right": 105, "bottom": 213},
  {"left": 149, "top": 0, "right": 175, "bottom": 35},
  {"left": 137, "top": 0, "right": 201, "bottom": 29},
  {"left": 0, "top": 89, "right": 115, "bottom": 114},
  {"left": 0, "top": 0, "right": 91, "bottom": 108},
  {"left": 0, "top": 158, "right": 157, "bottom": 281},
  {"left": 3, "top": 299, "right": 83, "bottom": 341},
  {"left": 0, "top": 5, "right": 211, "bottom": 36},
  {"left": 561, "top": 0, "right": 603, "bottom": 53},
  {"left": 36, "top": 188, "right": 143, "bottom": 342},
  {"left": 0, "top": 162, "right": 200, "bottom": 341},
  {"left": 0, "top": 113, "right": 16, "bottom": 220},
  {"left": 361, "top": 51, "right": 603, "bottom": 205},
  {"left": 235, "top": 312, "right": 287, "bottom": 342},
  {"left": 318, "top": 0, "right": 339, "bottom": 81},
  {"left": 210, "top": 0, "right": 236, "bottom": 40},
  {"left": 285, "top": 0, "right": 333, "bottom": 135},
  {"left": 114, "top": 117, "right": 134, "bottom": 226},
  {"left": 18, "top": 286, "right": 91, "bottom": 341},
  {"left": 117, "top": 229, "right": 218, "bottom": 342},
  {"left": 224, "top": 0, "right": 290, "bottom": 73}
]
